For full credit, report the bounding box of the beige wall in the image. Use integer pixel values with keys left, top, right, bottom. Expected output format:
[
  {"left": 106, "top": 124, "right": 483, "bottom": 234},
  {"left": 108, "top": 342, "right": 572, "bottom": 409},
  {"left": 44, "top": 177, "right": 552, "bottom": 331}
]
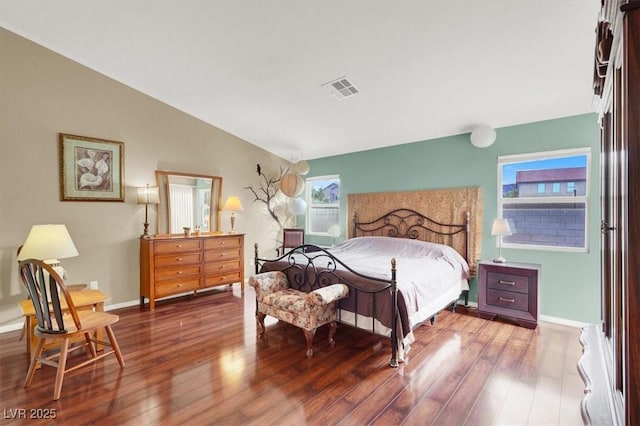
[{"left": 0, "top": 28, "right": 289, "bottom": 328}]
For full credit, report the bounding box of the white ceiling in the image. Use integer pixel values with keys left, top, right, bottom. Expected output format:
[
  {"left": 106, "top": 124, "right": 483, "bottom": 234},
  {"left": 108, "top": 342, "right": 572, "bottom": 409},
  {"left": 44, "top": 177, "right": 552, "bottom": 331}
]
[{"left": 0, "top": 1, "right": 600, "bottom": 160}]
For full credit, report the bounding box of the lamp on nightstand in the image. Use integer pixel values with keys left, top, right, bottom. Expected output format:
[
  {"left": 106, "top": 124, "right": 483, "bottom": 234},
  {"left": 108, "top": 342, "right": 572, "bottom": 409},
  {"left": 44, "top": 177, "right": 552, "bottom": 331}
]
[
  {"left": 491, "top": 218, "right": 512, "bottom": 263},
  {"left": 327, "top": 224, "right": 340, "bottom": 247}
]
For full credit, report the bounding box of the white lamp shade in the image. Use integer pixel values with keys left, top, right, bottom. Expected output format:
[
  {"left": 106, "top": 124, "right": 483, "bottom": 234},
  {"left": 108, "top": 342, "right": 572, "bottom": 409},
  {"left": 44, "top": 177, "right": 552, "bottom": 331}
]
[
  {"left": 293, "top": 160, "right": 310, "bottom": 176},
  {"left": 287, "top": 198, "right": 307, "bottom": 215},
  {"left": 491, "top": 218, "right": 512, "bottom": 236},
  {"left": 327, "top": 224, "right": 341, "bottom": 238},
  {"left": 136, "top": 185, "right": 160, "bottom": 204},
  {"left": 223, "top": 196, "right": 244, "bottom": 212},
  {"left": 470, "top": 125, "right": 497, "bottom": 148},
  {"left": 279, "top": 173, "right": 304, "bottom": 197},
  {"left": 17, "top": 224, "right": 79, "bottom": 261}
]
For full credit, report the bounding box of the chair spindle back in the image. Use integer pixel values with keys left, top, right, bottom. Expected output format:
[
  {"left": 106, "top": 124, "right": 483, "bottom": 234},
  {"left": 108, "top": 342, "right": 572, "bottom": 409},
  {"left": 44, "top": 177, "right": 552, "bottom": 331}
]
[{"left": 19, "top": 259, "right": 78, "bottom": 335}]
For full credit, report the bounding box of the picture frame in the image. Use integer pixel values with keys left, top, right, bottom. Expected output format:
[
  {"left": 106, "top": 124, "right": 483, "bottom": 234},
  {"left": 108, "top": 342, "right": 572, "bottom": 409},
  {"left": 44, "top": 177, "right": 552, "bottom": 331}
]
[{"left": 59, "top": 133, "right": 125, "bottom": 202}]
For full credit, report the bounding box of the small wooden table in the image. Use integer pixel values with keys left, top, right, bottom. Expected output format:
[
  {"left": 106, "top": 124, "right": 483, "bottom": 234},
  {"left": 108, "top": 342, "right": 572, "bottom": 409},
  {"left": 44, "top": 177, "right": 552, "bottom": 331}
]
[{"left": 19, "top": 289, "right": 109, "bottom": 358}]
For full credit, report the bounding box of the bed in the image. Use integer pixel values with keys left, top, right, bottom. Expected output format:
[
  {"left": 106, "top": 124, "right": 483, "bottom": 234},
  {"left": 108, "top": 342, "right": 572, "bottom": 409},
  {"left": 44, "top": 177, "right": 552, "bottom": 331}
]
[{"left": 255, "top": 198, "right": 480, "bottom": 366}]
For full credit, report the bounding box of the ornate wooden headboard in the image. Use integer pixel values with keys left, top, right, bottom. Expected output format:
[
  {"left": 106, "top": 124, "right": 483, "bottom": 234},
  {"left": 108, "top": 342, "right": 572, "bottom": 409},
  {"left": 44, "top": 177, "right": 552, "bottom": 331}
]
[{"left": 347, "top": 187, "right": 482, "bottom": 275}]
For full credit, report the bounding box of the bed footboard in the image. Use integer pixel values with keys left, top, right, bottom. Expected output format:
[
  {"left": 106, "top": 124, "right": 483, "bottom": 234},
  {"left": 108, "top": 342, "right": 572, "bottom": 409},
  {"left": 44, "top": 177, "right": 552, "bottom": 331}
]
[{"left": 253, "top": 243, "right": 400, "bottom": 368}]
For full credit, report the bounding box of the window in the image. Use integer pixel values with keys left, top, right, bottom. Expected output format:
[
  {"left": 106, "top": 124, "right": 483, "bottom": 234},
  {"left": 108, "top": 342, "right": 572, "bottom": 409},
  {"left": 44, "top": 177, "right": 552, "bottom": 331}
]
[
  {"left": 305, "top": 175, "right": 340, "bottom": 235},
  {"left": 498, "top": 148, "right": 590, "bottom": 251}
]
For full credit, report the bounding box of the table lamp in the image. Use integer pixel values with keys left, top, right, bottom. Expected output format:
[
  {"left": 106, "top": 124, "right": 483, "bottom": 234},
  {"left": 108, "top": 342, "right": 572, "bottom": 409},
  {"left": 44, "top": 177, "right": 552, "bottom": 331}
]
[
  {"left": 137, "top": 184, "right": 160, "bottom": 238},
  {"left": 327, "top": 224, "right": 340, "bottom": 247},
  {"left": 223, "top": 196, "right": 244, "bottom": 233},
  {"left": 491, "top": 218, "right": 512, "bottom": 263},
  {"left": 17, "top": 224, "right": 79, "bottom": 279}
]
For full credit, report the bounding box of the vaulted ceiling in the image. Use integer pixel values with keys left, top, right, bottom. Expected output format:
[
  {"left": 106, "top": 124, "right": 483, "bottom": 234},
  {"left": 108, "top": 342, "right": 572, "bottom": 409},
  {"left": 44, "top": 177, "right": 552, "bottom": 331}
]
[{"left": 0, "top": 1, "right": 600, "bottom": 160}]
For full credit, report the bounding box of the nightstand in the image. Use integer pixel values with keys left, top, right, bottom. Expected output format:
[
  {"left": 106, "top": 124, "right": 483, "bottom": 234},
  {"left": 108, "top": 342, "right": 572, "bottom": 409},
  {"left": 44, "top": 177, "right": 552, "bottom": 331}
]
[{"left": 477, "top": 260, "right": 540, "bottom": 329}]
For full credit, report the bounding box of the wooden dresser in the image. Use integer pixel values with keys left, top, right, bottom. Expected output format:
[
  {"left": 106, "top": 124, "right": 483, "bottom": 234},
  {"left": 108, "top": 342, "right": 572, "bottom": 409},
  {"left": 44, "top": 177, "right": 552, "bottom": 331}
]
[
  {"left": 477, "top": 260, "right": 540, "bottom": 329},
  {"left": 140, "top": 233, "right": 244, "bottom": 310}
]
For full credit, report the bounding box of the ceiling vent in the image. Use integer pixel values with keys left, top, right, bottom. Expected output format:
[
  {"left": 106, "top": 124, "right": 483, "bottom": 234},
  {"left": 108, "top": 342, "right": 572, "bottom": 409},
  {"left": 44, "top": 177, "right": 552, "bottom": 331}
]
[{"left": 322, "top": 76, "right": 359, "bottom": 100}]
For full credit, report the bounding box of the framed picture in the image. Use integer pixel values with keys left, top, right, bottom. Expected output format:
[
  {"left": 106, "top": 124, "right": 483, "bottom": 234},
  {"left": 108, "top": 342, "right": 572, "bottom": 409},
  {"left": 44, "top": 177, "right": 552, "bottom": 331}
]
[{"left": 59, "top": 133, "right": 125, "bottom": 202}]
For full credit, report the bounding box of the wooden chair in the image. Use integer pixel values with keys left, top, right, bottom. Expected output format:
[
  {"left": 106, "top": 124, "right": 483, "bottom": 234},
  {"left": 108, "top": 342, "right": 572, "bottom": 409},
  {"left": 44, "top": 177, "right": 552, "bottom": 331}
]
[
  {"left": 18, "top": 259, "right": 125, "bottom": 400},
  {"left": 278, "top": 228, "right": 304, "bottom": 255},
  {"left": 17, "top": 245, "right": 86, "bottom": 341}
]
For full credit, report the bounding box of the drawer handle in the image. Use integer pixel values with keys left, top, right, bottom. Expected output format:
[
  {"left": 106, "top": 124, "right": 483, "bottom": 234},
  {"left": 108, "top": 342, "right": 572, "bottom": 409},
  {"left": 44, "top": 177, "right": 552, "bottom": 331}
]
[
  {"left": 177, "top": 284, "right": 183, "bottom": 288},
  {"left": 499, "top": 297, "right": 515, "bottom": 303},
  {"left": 220, "top": 276, "right": 226, "bottom": 280},
  {"left": 176, "top": 257, "right": 183, "bottom": 261},
  {"left": 499, "top": 280, "right": 516, "bottom": 286},
  {"left": 176, "top": 271, "right": 183, "bottom": 275},
  {"left": 176, "top": 244, "right": 183, "bottom": 248}
]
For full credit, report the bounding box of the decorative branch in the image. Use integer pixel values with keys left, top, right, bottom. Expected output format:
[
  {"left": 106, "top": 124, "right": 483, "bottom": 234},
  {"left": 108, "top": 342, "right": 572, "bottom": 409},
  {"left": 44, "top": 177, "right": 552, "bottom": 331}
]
[{"left": 245, "top": 165, "right": 288, "bottom": 227}]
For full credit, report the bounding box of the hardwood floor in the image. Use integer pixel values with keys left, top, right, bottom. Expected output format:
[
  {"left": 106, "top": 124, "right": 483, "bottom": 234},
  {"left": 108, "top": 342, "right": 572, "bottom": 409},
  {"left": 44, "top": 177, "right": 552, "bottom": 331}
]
[{"left": 0, "top": 284, "right": 585, "bottom": 425}]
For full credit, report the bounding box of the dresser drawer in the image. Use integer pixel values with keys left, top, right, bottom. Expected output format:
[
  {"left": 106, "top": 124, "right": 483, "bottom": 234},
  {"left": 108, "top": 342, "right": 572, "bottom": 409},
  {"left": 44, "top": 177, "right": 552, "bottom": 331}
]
[
  {"left": 156, "top": 278, "right": 201, "bottom": 298},
  {"left": 204, "top": 260, "right": 241, "bottom": 275},
  {"left": 204, "top": 236, "right": 242, "bottom": 250},
  {"left": 486, "top": 271, "right": 529, "bottom": 294},
  {"left": 204, "top": 271, "right": 242, "bottom": 287},
  {"left": 204, "top": 248, "right": 241, "bottom": 262},
  {"left": 486, "top": 288, "right": 529, "bottom": 312},
  {"left": 155, "top": 252, "right": 202, "bottom": 267},
  {"left": 155, "top": 265, "right": 202, "bottom": 281},
  {"left": 154, "top": 239, "right": 202, "bottom": 254}
]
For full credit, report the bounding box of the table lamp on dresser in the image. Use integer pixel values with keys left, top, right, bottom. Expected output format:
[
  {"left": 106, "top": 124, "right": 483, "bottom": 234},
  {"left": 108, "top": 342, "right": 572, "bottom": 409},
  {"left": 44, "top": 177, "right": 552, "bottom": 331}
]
[
  {"left": 223, "top": 195, "right": 244, "bottom": 233},
  {"left": 137, "top": 184, "right": 160, "bottom": 239}
]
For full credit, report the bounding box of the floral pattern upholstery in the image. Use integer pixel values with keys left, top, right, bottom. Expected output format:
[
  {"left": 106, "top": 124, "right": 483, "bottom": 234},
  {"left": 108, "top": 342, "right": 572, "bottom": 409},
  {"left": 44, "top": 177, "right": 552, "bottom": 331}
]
[{"left": 249, "top": 271, "right": 349, "bottom": 357}]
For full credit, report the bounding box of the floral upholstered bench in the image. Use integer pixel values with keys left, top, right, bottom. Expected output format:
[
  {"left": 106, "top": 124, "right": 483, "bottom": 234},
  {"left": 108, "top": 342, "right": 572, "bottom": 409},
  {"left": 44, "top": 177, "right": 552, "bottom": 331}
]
[{"left": 249, "top": 271, "right": 349, "bottom": 358}]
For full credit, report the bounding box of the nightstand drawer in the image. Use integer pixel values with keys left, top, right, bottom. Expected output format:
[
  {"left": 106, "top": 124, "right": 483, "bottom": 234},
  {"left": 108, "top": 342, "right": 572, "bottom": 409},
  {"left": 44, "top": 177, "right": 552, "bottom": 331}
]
[
  {"left": 486, "top": 288, "right": 529, "bottom": 312},
  {"left": 486, "top": 271, "right": 529, "bottom": 294}
]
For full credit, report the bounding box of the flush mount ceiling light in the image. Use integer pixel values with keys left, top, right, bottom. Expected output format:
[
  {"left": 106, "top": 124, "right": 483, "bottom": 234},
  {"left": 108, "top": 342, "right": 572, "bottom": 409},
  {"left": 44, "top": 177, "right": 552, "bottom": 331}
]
[
  {"left": 470, "top": 125, "right": 497, "bottom": 148},
  {"left": 321, "top": 76, "right": 359, "bottom": 100}
]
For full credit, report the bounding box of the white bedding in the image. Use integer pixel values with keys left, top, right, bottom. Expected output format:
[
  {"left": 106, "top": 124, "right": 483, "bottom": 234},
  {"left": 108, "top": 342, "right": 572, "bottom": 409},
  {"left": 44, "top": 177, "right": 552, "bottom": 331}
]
[{"left": 327, "top": 236, "right": 469, "bottom": 325}]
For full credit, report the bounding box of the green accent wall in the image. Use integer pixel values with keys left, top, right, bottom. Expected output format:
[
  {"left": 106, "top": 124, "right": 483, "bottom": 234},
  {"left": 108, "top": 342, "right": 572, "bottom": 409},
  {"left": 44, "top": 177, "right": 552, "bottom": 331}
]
[{"left": 305, "top": 113, "right": 601, "bottom": 324}]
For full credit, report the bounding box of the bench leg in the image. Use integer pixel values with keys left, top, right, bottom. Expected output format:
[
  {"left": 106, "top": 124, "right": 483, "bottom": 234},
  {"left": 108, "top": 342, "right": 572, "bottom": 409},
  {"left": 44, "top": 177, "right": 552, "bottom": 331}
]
[
  {"left": 328, "top": 322, "right": 337, "bottom": 347},
  {"left": 303, "top": 329, "right": 316, "bottom": 358},
  {"left": 256, "top": 312, "right": 266, "bottom": 338}
]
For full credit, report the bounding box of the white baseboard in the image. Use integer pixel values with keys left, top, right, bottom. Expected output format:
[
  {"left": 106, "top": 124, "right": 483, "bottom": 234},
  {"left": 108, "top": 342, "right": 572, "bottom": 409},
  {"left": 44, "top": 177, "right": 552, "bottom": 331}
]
[
  {"left": 539, "top": 314, "right": 586, "bottom": 328},
  {"left": 104, "top": 299, "right": 140, "bottom": 311},
  {"left": 0, "top": 321, "right": 24, "bottom": 334}
]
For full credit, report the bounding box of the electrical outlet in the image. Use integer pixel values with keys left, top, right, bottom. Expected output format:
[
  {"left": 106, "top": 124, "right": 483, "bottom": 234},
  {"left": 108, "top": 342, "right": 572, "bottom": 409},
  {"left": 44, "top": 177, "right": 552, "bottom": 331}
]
[{"left": 89, "top": 280, "right": 98, "bottom": 290}]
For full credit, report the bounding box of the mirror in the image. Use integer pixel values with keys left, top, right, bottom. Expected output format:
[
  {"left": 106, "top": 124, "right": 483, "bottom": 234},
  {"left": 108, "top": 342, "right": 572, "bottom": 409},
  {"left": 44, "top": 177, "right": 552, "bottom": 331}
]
[{"left": 155, "top": 171, "right": 223, "bottom": 235}]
